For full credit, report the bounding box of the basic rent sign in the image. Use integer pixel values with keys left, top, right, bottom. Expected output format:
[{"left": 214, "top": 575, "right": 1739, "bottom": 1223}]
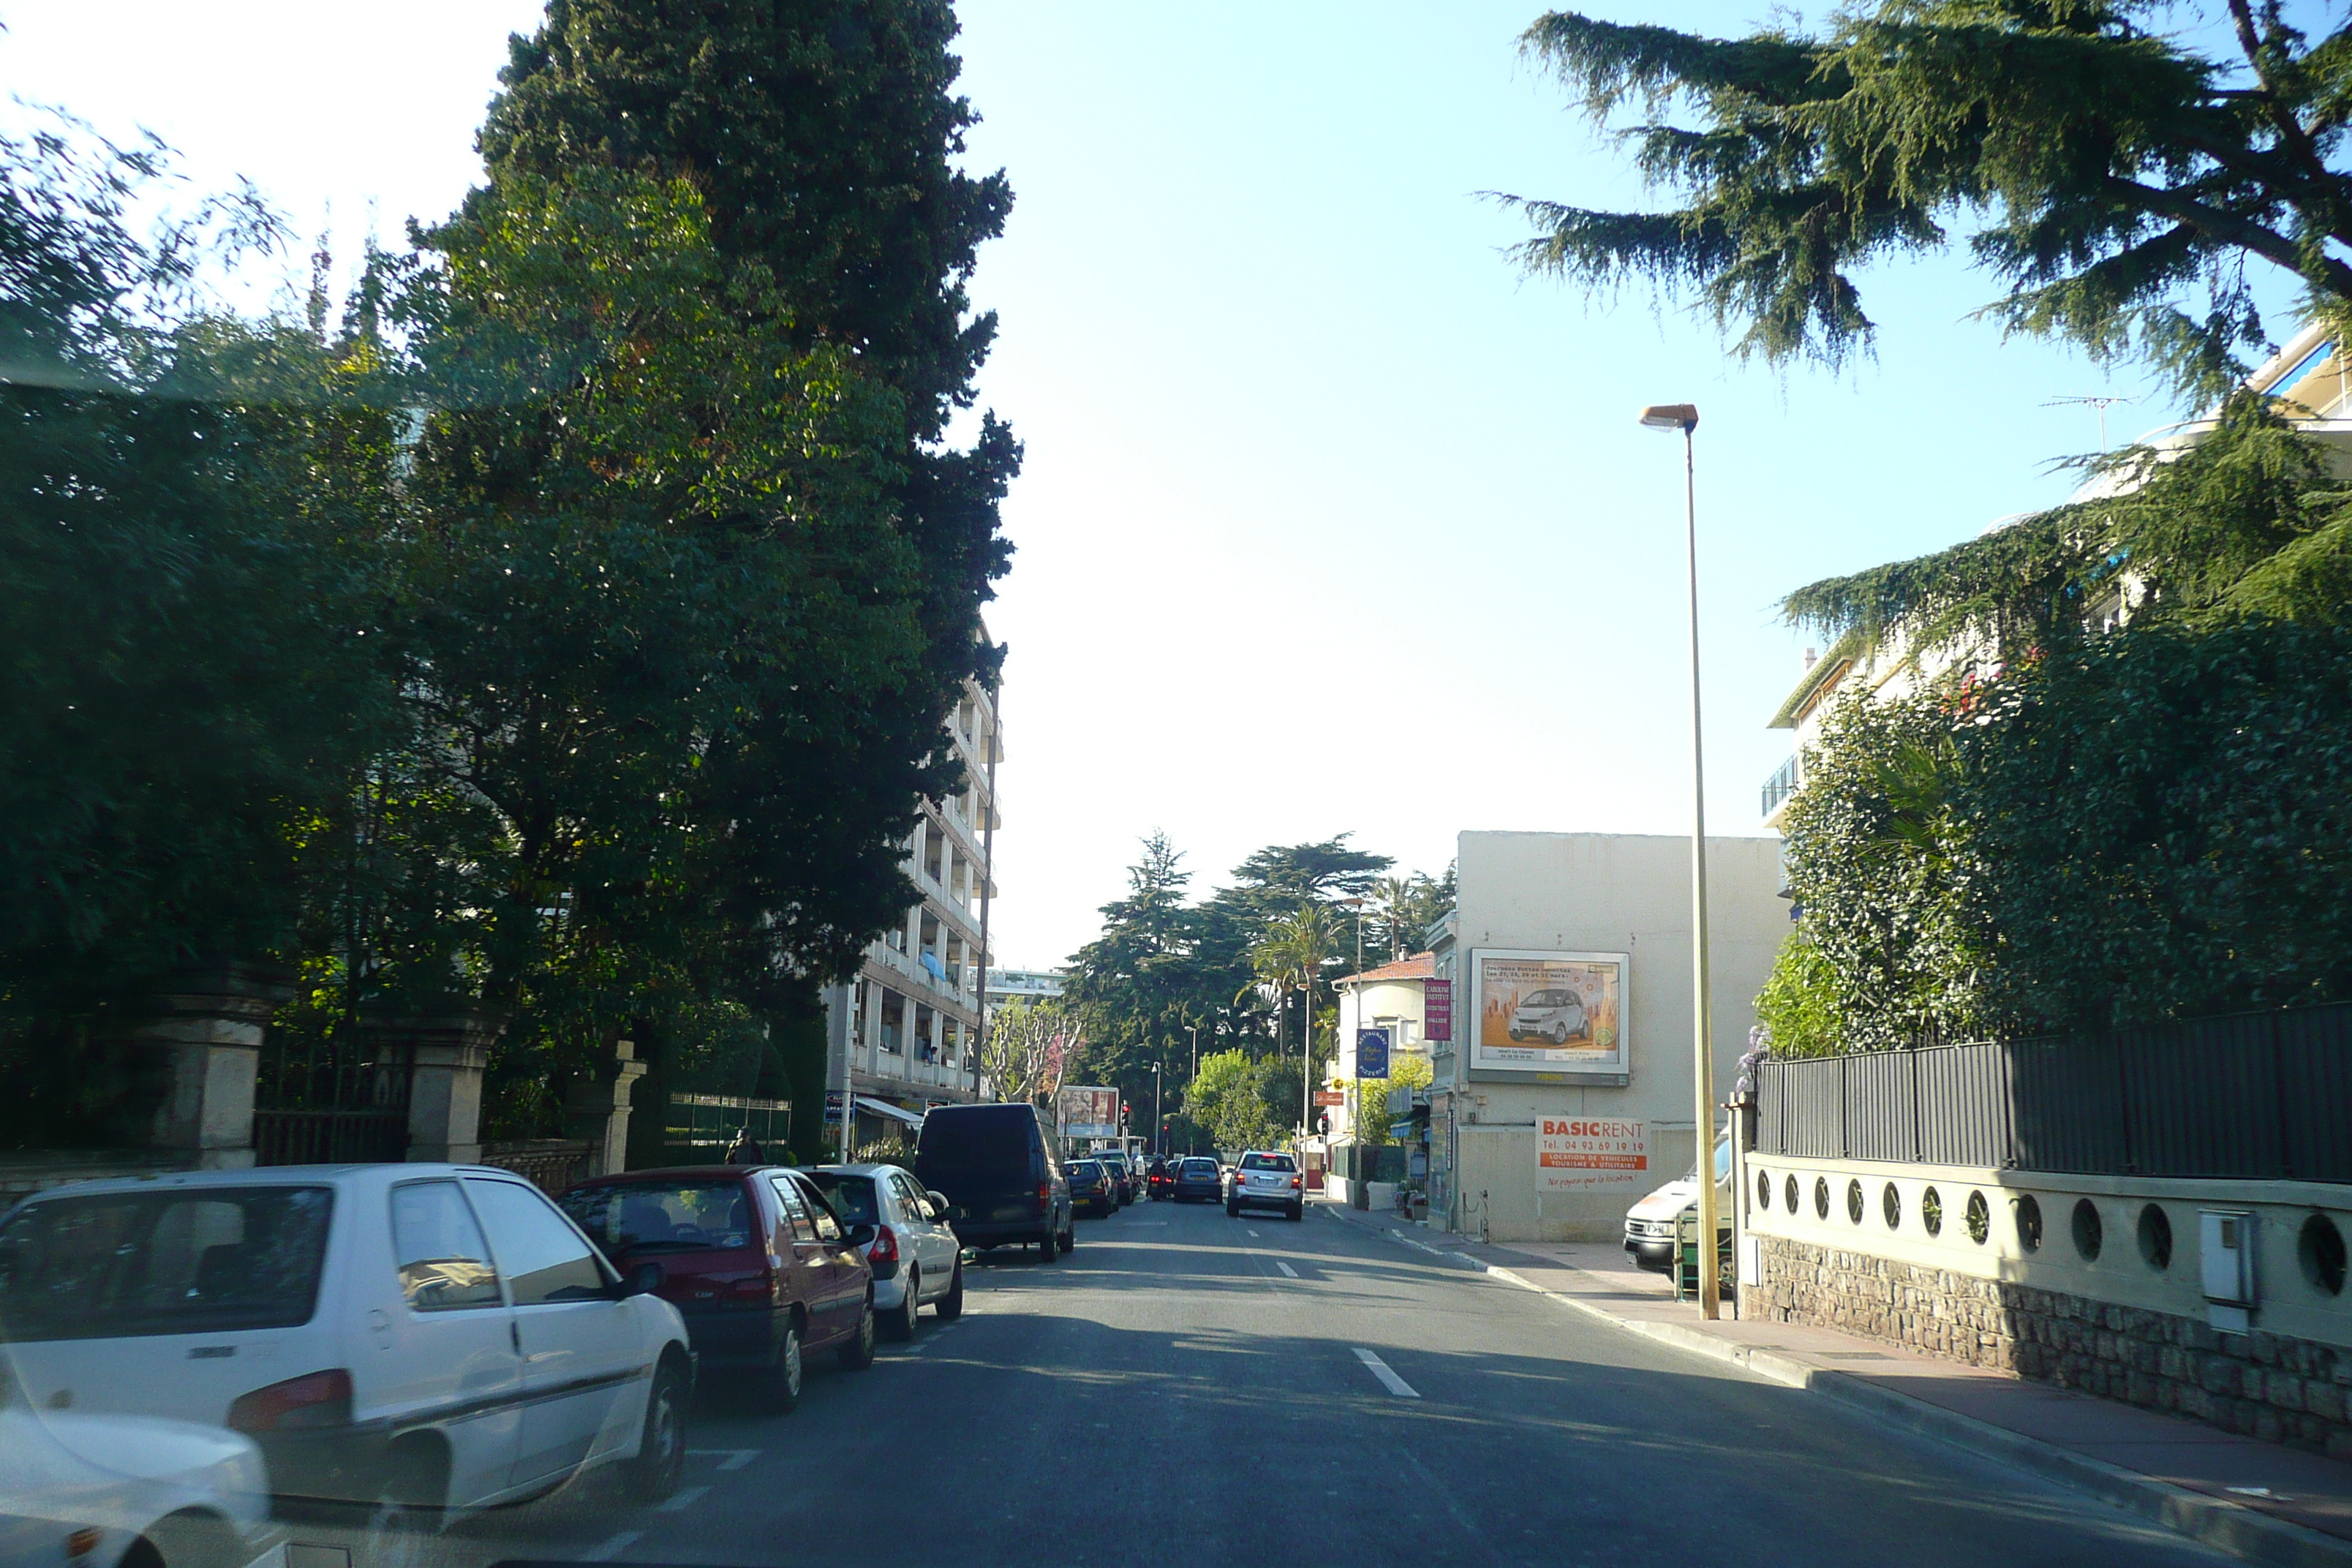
[{"left": 1536, "top": 1117, "right": 1649, "bottom": 1191}]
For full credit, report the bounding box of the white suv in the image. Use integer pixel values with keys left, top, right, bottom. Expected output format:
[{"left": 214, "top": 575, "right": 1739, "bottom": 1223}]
[
  {"left": 1226, "top": 1152, "right": 1303, "bottom": 1221},
  {"left": 0, "top": 1164, "right": 696, "bottom": 1527}
]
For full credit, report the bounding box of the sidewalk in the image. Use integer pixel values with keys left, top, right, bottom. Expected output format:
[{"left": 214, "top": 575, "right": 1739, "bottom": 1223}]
[{"left": 1317, "top": 1194, "right": 2352, "bottom": 1568}]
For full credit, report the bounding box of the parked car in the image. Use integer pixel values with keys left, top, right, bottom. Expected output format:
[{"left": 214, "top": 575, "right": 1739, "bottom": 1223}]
[
  {"left": 1095, "top": 1152, "right": 1134, "bottom": 1205},
  {"left": 0, "top": 1165, "right": 696, "bottom": 1523},
  {"left": 914, "top": 1102, "right": 1074, "bottom": 1262},
  {"left": 1508, "top": 987, "right": 1589, "bottom": 1045},
  {"left": 796, "top": 1164, "right": 963, "bottom": 1341},
  {"left": 1145, "top": 1158, "right": 1173, "bottom": 1201},
  {"left": 559, "top": 1165, "right": 875, "bottom": 1412},
  {"left": 1068, "top": 1161, "right": 1115, "bottom": 1219},
  {"left": 1226, "top": 1151, "right": 1303, "bottom": 1221},
  {"left": 1622, "top": 1136, "right": 1735, "bottom": 1273},
  {"left": 0, "top": 1401, "right": 281, "bottom": 1568},
  {"left": 1170, "top": 1158, "right": 1221, "bottom": 1204}
]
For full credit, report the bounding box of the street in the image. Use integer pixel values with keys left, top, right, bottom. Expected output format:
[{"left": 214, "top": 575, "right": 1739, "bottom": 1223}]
[{"left": 396, "top": 1196, "right": 2230, "bottom": 1568}]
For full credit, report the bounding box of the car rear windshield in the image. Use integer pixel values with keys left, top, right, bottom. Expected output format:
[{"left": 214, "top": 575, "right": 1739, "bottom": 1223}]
[
  {"left": 0, "top": 1186, "right": 332, "bottom": 1342},
  {"left": 798, "top": 1172, "right": 877, "bottom": 1226},
  {"left": 1069, "top": 1163, "right": 1101, "bottom": 1180},
  {"left": 916, "top": 1107, "right": 1033, "bottom": 1171},
  {"left": 561, "top": 1180, "right": 755, "bottom": 1254},
  {"left": 1240, "top": 1153, "right": 1296, "bottom": 1172},
  {"left": 1181, "top": 1160, "right": 1217, "bottom": 1176}
]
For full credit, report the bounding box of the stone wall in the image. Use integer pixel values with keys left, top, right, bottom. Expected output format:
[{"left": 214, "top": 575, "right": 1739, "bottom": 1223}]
[{"left": 1746, "top": 1234, "right": 2352, "bottom": 1460}]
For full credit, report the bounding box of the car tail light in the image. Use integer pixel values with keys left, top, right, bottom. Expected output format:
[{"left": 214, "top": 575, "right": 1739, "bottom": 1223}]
[
  {"left": 1292, "top": 1175, "right": 1302, "bottom": 1189},
  {"left": 867, "top": 1224, "right": 899, "bottom": 1266},
  {"left": 726, "top": 1267, "right": 777, "bottom": 1302},
  {"left": 1035, "top": 1180, "right": 1049, "bottom": 1215},
  {"left": 227, "top": 1368, "right": 353, "bottom": 1433}
]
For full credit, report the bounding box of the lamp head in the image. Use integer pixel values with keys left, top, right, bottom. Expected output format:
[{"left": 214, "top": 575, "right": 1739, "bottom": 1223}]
[{"left": 1638, "top": 403, "right": 1699, "bottom": 431}]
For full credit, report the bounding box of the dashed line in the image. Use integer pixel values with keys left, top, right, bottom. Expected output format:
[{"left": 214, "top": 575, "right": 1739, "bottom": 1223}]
[
  {"left": 655, "top": 1485, "right": 710, "bottom": 1513},
  {"left": 581, "top": 1531, "right": 640, "bottom": 1561},
  {"left": 1351, "top": 1346, "right": 1420, "bottom": 1399},
  {"left": 1275, "top": 1260, "right": 1299, "bottom": 1278},
  {"left": 1246, "top": 1227, "right": 1262, "bottom": 1237}
]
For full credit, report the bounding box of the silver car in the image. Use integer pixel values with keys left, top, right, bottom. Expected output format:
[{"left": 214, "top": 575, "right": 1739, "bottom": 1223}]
[
  {"left": 799, "top": 1165, "right": 965, "bottom": 1341},
  {"left": 1225, "top": 1150, "right": 1303, "bottom": 1221}
]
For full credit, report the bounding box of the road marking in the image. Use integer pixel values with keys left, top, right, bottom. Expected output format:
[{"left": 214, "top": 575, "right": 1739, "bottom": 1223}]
[
  {"left": 581, "top": 1532, "right": 640, "bottom": 1561},
  {"left": 1246, "top": 1227, "right": 1262, "bottom": 1237},
  {"left": 687, "top": 1448, "right": 760, "bottom": 1471},
  {"left": 1275, "top": 1260, "right": 1299, "bottom": 1278},
  {"left": 655, "top": 1485, "right": 710, "bottom": 1512},
  {"left": 1351, "top": 1346, "right": 1420, "bottom": 1398}
]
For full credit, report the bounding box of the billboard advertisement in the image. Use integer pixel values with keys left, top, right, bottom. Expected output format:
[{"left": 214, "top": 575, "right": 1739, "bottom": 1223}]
[
  {"left": 1536, "top": 1116, "right": 1649, "bottom": 1191},
  {"left": 1057, "top": 1085, "right": 1120, "bottom": 1139},
  {"left": 1470, "top": 949, "right": 1629, "bottom": 1076},
  {"left": 1356, "top": 1028, "right": 1390, "bottom": 1079},
  {"left": 1422, "top": 978, "right": 1453, "bottom": 1045}
]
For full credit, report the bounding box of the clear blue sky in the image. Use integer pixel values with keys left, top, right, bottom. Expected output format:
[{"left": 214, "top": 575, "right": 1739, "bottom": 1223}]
[{"left": 10, "top": 1, "right": 2241, "bottom": 968}]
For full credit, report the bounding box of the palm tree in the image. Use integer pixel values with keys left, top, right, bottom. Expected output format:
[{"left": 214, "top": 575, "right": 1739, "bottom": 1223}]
[{"left": 1248, "top": 902, "right": 1341, "bottom": 1140}]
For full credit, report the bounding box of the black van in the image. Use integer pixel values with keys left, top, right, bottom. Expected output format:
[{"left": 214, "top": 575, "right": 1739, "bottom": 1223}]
[{"left": 915, "top": 1102, "right": 1074, "bottom": 1262}]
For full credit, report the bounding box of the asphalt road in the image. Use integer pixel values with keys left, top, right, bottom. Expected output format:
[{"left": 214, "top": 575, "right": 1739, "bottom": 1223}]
[{"left": 402, "top": 1194, "right": 2234, "bottom": 1568}]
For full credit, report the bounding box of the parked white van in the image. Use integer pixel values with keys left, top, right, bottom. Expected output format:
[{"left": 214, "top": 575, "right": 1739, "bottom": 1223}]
[
  {"left": 0, "top": 1164, "right": 695, "bottom": 1529},
  {"left": 1622, "top": 1136, "right": 1733, "bottom": 1273}
]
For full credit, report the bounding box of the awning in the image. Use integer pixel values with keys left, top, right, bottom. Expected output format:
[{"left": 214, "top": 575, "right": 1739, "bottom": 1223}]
[{"left": 855, "top": 1096, "right": 926, "bottom": 1129}]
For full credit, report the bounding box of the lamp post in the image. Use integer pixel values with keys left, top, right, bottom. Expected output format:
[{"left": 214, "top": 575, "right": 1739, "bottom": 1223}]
[
  {"left": 1152, "top": 1063, "right": 1164, "bottom": 1156},
  {"left": 1640, "top": 401, "right": 1720, "bottom": 1321}
]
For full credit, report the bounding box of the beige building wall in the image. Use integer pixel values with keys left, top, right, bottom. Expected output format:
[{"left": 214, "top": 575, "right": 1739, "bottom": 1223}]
[{"left": 1431, "top": 830, "right": 1788, "bottom": 1243}]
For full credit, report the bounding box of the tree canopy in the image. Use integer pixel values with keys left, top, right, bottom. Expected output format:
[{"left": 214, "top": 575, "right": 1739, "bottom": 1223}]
[{"left": 1504, "top": 2, "right": 2352, "bottom": 396}]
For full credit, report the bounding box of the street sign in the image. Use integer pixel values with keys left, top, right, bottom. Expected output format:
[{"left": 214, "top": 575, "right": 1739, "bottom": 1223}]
[
  {"left": 1313, "top": 1090, "right": 1344, "bottom": 1107},
  {"left": 1357, "top": 1028, "right": 1390, "bottom": 1079},
  {"left": 1423, "top": 978, "right": 1452, "bottom": 1043}
]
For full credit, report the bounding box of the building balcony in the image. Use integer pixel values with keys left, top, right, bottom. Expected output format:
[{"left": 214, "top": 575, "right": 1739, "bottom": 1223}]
[{"left": 1761, "top": 753, "right": 1801, "bottom": 821}]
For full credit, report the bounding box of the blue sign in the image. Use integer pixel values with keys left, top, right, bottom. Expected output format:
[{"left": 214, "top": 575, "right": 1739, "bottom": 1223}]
[{"left": 1357, "top": 1028, "right": 1391, "bottom": 1079}]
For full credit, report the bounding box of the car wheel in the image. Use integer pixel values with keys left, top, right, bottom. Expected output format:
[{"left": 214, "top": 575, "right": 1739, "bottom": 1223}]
[
  {"left": 764, "top": 1319, "right": 804, "bottom": 1414},
  {"left": 1226, "top": 1200, "right": 1241, "bottom": 1217},
  {"left": 839, "top": 1295, "right": 876, "bottom": 1370},
  {"left": 626, "top": 1356, "right": 690, "bottom": 1501},
  {"left": 1035, "top": 1226, "right": 1058, "bottom": 1263},
  {"left": 1288, "top": 1204, "right": 1303, "bottom": 1221},
  {"left": 148, "top": 1512, "right": 241, "bottom": 1568},
  {"left": 935, "top": 1258, "right": 965, "bottom": 1320},
  {"left": 883, "top": 1270, "right": 919, "bottom": 1341},
  {"left": 1059, "top": 1218, "right": 1076, "bottom": 1253}
]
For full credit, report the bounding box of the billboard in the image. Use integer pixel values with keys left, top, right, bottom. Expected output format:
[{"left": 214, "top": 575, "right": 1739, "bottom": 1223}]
[
  {"left": 1422, "top": 977, "right": 1453, "bottom": 1044},
  {"left": 1536, "top": 1115, "right": 1649, "bottom": 1191},
  {"left": 1057, "top": 1085, "right": 1120, "bottom": 1139},
  {"left": 1470, "top": 949, "right": 1629, "bottom": 1077},
  {"left": 1356, "top": 1028, "right": 1390, "bottom": 1079}
]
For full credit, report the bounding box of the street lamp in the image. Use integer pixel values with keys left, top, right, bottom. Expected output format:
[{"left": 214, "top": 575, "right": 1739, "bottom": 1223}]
[
  {"left": 1152, "top": 1063, "right": 1164, "bottom": 1156},
  {"left": 1639, "top": 400, "right": 1721, "bottom": 1322}
]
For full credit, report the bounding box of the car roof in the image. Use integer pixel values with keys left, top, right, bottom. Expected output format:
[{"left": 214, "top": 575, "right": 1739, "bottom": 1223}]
[{"left": 3, "top": 1161, "right": 536, "bottom": 1205}]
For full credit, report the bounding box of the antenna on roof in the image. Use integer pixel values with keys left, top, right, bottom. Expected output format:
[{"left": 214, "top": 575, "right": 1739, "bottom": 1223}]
[{"left": 2045, "top": 394, "right": 2136, "bottom": 452}]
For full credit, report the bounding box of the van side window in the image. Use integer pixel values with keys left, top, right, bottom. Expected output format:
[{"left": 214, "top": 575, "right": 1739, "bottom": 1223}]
[{"left": 391, "top": 1181, "right": 502, "bottom": 1311}]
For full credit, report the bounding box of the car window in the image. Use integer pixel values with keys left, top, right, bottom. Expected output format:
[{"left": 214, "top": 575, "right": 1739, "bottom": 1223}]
[
  {"left": 1241, "top": 1153, "right": 1296, "bottom": 1172},
  {"left": 890, "top": 1174, "right": 929, "bottom": 1216},
  {"left": 801, "top": 1172, "right": 878, "bottom": 1227},
  {"left": 916, "top": 1105, "right": 1033, "bottom": 1172},
  {"left": 1182, "top": 1159, "right": 1216, "bottom": 1177},
  {"left": 0, "top": 1186, "right": 333, "bottom": 1341},
  {"left": 561, "top": 1180, "right": 755, "bottom": 1254},
  {"left": 464, "top": 1179, "right": 608, "bottom": 1305},
  {"left": 391, "top": 1180, "right": 503, "bottom": 1312},
  {"left": 769, "top": 1177, "right": 818, "bottom": 1242},
  {"left": 791, "top": 1177, "right": 845, "bottom": 1242}
]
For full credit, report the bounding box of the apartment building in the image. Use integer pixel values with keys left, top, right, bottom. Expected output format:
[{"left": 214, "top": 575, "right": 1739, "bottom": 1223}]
[{"left": 820, "top": 672, "right": 1001, "bottom": 1147}]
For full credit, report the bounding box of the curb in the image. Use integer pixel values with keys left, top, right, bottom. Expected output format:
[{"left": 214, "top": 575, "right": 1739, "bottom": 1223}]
[{"left": 1316, "top": 1202, "right": 2352, "bottom": 1568}]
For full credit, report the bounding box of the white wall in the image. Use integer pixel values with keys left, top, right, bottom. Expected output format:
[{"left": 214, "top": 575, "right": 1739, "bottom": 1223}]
[{"left": 1436, "top": 830, "right": 1788, "bottom": 1241}]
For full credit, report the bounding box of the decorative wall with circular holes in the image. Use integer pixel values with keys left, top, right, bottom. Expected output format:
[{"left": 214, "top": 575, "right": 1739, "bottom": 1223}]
[
  {"left": 1965, "top": 1191, "right": 1989, "bottom": 1245},
  {"left": 2016, "top": 1194, "right": 2043, "bottom": 1252},
  {"left": 2137, "top": 1204, "right": 2171, "bottom": 1272},
  {"left": 1882, "top": 1183, "right": 1901, "bottom": 1229},
  {"left": 1846, "top": 1179, "right": 1864, "bottom": 1224},
  {"left": 1785, "top": 1175, "right": 1800, "bottom": 1215},
  {"left": 1814, "top": 1177, "right": 1830, "bottom": 1220},
  {"left": 2071, "top": 1198, "right": 2103, "bottom": 1262},
  {"left": 1756, "top": 1170, "right": 1771, "bottom": 1210},
  {"left": 1922, "top": 1187, "right": 1943, "bottom": 1237}
]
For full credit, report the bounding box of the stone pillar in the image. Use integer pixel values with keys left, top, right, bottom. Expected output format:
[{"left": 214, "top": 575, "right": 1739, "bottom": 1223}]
[
  {"left": 565, "top": 1038, "right": 647, "bottom": 1177},
  {"left": 113, "top": 961, "right": 295, "bottom": 1169},
  {"left": 363, "top": 1005, "right": 507, "bottom": 1165}
]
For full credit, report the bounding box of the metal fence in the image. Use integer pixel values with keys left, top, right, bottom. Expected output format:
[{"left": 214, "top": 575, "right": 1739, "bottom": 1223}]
[
  {"left": 254, "top": 1024, "right": 412, "bottom": 1166},
  {"left": 1755, "top": 1003, "right": 2352, "bottom": 1184}
]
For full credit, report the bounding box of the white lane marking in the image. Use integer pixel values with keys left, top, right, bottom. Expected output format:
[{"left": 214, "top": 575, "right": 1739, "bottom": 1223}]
[
  {"left": 1275, "top": 1260, "right": 1299, "bottom": 1278},
  {"left": 1246, "top": 1227, "right": 1262, "bottom": 1237},
  {"left": 655, "top": 1485, "right": 710, "bottom": 1513},
  {"left": 581, "top": 1531, "right": 641, "bottom": 1561},
  {"left": 1354, "top": 1354, "right": 1420, "bottom": 1401},
  {"left": 687, "top": 1448, "right": 760, "bottom": 1471},
  {"left": 1351, "top": 1346, "right": 1420, "bottom": 1399}
]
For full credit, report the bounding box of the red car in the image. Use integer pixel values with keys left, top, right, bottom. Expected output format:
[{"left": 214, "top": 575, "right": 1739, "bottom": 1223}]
[{"left": 559, "top": 1166, "right": 875, "bottom": 1413}]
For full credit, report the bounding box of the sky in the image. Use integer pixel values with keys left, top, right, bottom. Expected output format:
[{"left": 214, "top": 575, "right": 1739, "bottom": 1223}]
[{"left": 5, "top": 0, "right": 2244, "bottom": 970}]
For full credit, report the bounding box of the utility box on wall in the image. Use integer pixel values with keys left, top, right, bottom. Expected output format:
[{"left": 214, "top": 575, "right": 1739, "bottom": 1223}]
[{"left": 2201, "top": 1208, "right": 2256, "bottom": 1331}]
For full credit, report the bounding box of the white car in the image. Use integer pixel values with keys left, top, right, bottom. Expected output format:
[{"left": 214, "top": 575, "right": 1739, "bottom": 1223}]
[
  {"left": 0, "top": 1398, "right": 280, "bottom": 1568},
  {"left": 1225, "top": 1151, "right": 1303, "bottom": 1221},
  {"left": 0, "top": 1164, "right": 696, "bottom": 1530},
  {"left": 796, "top": 1166, "right": 963, "bottom": 1341},
  {"left": 1623, "top": 1137, "right": 1733, "bottom": 1273},
  {"left": 1508, "top": 988, "right": 1588, "bottom": 1045}
]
